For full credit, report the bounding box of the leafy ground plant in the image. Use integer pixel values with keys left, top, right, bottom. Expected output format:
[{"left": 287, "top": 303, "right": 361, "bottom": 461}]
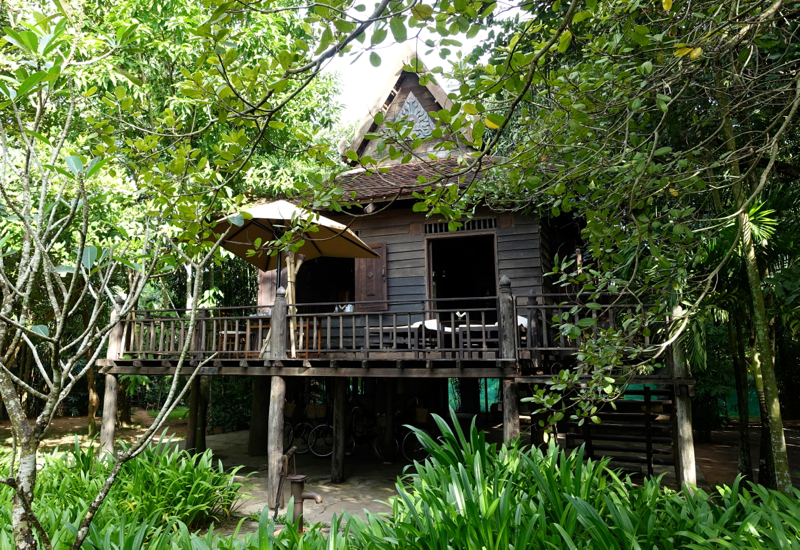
[
  {"left": 2, "top": 415, "right": 800, "bottom": 548},
  {"left": 0, "top": 436, "right": 246, "bottom": 547}
]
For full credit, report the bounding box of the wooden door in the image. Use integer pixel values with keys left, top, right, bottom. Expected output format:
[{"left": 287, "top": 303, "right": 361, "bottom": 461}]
[{"left": 355, "top": 242, "right": 387, "bottom": 311}]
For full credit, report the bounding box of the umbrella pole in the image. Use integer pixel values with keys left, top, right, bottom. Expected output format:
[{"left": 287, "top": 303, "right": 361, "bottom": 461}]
[
  {"left": 286, "top": 251, "right": 306, "bottom": 359},
  {"left": 287, "top": 251, "right": 297, "bottom": 358},
  {"left": 275, "top": 250, "right": 282, "bottom": 289}
]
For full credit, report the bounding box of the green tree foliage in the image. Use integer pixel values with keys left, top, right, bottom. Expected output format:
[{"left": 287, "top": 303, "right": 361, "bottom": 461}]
[{"left": 341, "top": 0, "right": 800, "bottom": 492}]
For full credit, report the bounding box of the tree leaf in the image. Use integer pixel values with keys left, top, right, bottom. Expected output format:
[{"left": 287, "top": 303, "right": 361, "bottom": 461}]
[
  {"left": 82, "top": 246, "right": 98, "bottom": 269},
  {"left": 662, "top": 0, "right": 672, "bottom": 10},
  {"left": 485, "top": 113, "right": 505, "bottom": 129},
  {"left": 86, "top": 157, "right": 107, "bottom": 178},
  {"left": 411, "top": 4, "right": 434, "bottom": 20},
  {"left": 371, "top": 28, "right": 387, "bottom": 46},
  {"left": 30, "top": 325, "right": 49, "bottom": 338},
  {"left": 65, "top": 155, "right": 83, "bottom": 176},
  {"left": 557, "top": 30, "right": 572, "bottom": 53},
  {"left": 572, "top": 11, "right": 592, "bottom": 23},
  {"left": 472, "top": 119, "right": 485, "bottom": 141},
  {"left": 389, "top": 17, "right": 407, "bottom": 42},
  {"left": 369, "top": 51, "right": 381, "bottom": 67}
]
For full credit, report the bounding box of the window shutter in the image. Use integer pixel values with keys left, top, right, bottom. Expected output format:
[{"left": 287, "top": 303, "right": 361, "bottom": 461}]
[
  {"left": 258, "top": 267, "right": 288, "bottom": 306},
  {"left": 355, "top": 243, "right": 387, "bottom": 311}
]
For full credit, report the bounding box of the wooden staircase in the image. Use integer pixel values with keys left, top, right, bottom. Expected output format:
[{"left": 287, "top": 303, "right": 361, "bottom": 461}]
[{"left": 563, "top": 387, "right": 674, "bottom": 477}]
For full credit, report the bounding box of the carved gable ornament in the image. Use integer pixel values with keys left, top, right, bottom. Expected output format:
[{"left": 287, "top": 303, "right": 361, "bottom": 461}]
[{"left": 396, "top": 91, "right": 434, "bottom": 139}]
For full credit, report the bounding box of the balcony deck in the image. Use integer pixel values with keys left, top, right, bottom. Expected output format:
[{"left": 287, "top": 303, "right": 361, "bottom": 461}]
[{"left": 100, "top": 291, "right": 663, "bottom": 379}]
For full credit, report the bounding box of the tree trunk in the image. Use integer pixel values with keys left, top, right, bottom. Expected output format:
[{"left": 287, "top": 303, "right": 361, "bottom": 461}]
[
  {"left": 82, "top": 311, "right": 100, "bottom": 437},
  {"left": 751, "top": 337, "right": 775, "bottom": 488},
  {"left": 13, "top": 442, "right": 38, "bottom": 550},
  {"left": 195, "top": 376, "right": 210, "bottom": 454},
  {"left": 117, "top": 378, "right": 132, "bottom": 427},
  {"left": 728, "top": 318, "right": 752, "bottom": 481},
  {"left": 86, "top": 365, "right": 99, "bottom": 437},
  {"left": 715, "top": 71, "right": 792, "bottom": 493},
  {"left": 185, "top": 376, "right": 200, "bottom": 454},
  {"left": 0, "top": 372, "right": 39, "bottom": 549}
]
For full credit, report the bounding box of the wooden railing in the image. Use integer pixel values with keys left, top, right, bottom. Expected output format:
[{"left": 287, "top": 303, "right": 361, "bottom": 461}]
[
  {"left": 288, "top": 296, "right": 500, "bottom": 360},
  {"left": 115, "top": 305, "right": 272, "bottom": 361},
  {"left": 514, "top": 294, "right": 658, "bottom": 360},
  {"left": 110, "top": 287, "right": 659, "bottom": 364}
]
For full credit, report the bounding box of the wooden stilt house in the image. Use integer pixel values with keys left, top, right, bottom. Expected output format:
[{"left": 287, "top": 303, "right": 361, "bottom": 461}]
[{"left": 98, "top": 50, "right": 697, "bottom": 500}]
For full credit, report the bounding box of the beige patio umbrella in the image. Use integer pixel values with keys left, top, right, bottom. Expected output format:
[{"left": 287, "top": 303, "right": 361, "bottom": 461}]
[
  {"left": 210, "top": 200, "right": 380, "bottom": 356},
  {"left": 212, "top": 200, "right": 379, "bottom": 274}
]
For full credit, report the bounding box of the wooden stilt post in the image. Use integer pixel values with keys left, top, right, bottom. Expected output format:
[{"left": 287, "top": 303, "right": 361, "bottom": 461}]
[
  {"left": 668, "top": 323, "right": 697, "bottom": 488},
  {"left": 249, "top": 377, "right": 271, "bottom": 456},
  {"left": 196, "top": 376, "right": 210, "bottom": 453},
  {"left": 383, "top": 378, "right": 395, "bottom": 459},
  {"left": 499, "top": 276, "right": 520, "bottom": 442},
  {"left": 268, "top": 375, "right": 286, "bottom": 509},
  {"left": 100, "top": 374, "right": 118, "bottom": 455},
  {"left": 503, "top": 379, "right": 520, "bottom": 441},
  {"left": 332, "top": 377, "right": 347, "bottom": 483},
  {"left": 271, "top": 287, "right": 287, "bottom": 361},
  {"left": 498, "top": 275, "right": 517, "bottom": 362},
  {"left": 185, "top": 377, "right": 200, "bottom": 454}
]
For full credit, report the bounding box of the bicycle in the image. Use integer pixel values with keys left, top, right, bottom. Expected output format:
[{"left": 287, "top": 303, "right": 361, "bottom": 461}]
[
  {"left": 289, "top": 402, "right": 328, "bottom": 455},
  {"left": 308, "top": 406, "right": 397, "bottom": 459},
  {"left": 282, "top": 420, "right": 293, "bottom": 453},
  {"left": 401, "top": 426, "right": 432, "bottom": 462}
]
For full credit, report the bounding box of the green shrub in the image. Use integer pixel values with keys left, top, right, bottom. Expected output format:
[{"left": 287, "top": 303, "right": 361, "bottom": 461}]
[
  {"left": 0, "top": 435, "right": 246, "bottom": 548},
  {"left": 345, "top": 410, "right": 800, "bottom": 549},
  {"left": 3, "top": 415, "right": 800, "bottom": 549}
]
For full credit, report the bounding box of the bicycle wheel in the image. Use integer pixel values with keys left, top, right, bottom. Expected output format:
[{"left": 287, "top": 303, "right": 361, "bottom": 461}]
[
  {"left": 345, "top": 432, "right": 356, "bottom": 456},
  {"left": 373, "top": 435, "right": 399, "bottom": 461},
  {"left": 308, "top": 424, "right": 334, "bottom": 457},
  {"left": 402, "top": 429, "right": 431, "bottom": 462},
  {"left": 283, "top": 421, "right": 293, "bottom": 453},
  {"left": 350, "top": 407, "right": 369, "bottom": 438},
  {"left": 291, "top": 422, "right": 315, "bottom": 454}
]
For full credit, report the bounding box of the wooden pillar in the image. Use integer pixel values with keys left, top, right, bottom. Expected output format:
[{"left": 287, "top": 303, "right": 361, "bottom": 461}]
[
  {"left": 195, "top": 376, "right": 210, "bottom": 453},
  {"left": 268, "top": 376, "right": 286, "bottom": 509},
  {"left": 383, "top": 378, "right": 395, "bottom": 458},
  {"left": 460, "top": 379, "right": 480, "bottom": 415},
  {"left": 498, "top": 275, "right": 516, "bottom": 361},
  {"left": 668, "top": 334, "right": 697, "bottom": 487},
  {"left": 248, "top": 377, "right": 271, "bottom": 456},
  {"left": 99, "top": 374, "right": 118, "bottom": 455},
  {"left": 270, "top": 287, "right": 287, "bottom": 360},
  {"left": 100, "top": 301, "right": 124, "bottom": 455},
  {"left": 331, "top": 377, "right": 347, "bottom": 483},
  {"left": 185, "top": 376, "right": 200, "bottom": 454},
  {"left": 502, "top": 378, "right": 520, "bottom": 442}
]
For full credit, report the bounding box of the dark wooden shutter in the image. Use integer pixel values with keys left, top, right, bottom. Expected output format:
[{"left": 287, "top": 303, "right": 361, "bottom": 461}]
[
  {"left": 258, "top": 267, "right": 288, "bottom": 307},
  {"left": 355, "top": 243, "right": 387, "bottom": 311}
]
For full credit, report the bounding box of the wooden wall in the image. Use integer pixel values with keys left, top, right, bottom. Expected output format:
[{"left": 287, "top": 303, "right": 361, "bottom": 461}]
[
  {"left": 257, "top": 208, "right": 546, "bottom": 306},
  {"left": 348, "top": 208, "right": 545, "bottom": 307},
  {"left": 352, "top": 209, "right": 427, "bottom": 311},
  {"left": 496, "top": 213, "right": 543, "bottom": 298}
]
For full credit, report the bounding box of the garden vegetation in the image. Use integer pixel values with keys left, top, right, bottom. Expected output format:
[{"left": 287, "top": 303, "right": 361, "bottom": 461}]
[{"left": 2, "top": 417, "right": 799, "bottom": 548}]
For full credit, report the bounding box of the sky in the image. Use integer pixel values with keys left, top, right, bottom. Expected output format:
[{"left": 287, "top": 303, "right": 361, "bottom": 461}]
[
  {"left": 320, "top": 5, "right": 521, "bottom": 126},
  {"left": 323, "top": 41, "right": 454, "bottom": 125}
]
